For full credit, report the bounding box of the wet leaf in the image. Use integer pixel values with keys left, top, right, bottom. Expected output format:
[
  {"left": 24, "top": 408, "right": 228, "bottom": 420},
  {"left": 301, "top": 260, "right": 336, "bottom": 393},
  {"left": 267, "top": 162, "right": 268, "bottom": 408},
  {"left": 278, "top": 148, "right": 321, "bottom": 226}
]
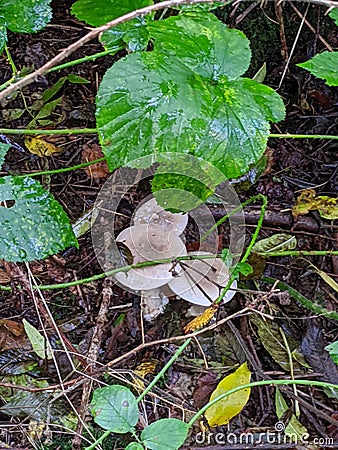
[
  {"left": 90, "top": 385, "right": 138, "bottom": 433},
  {"left": 0, "top": 17, "right": 7, "bottom": 52},
  {"left": 205, "top": 362, "right": 251, "bottom": 427},
  {"left": 184, "top": 304, "right": 219, "bottom": 334},
  {"left": 325, "top": 341, "right": 338, "bottom": 365},
  {"left": 0, "top": 348, "right": 39, "bottom": 376},
  {"left": 141, "top": 418, "right": 189, "bottom": 450},
  {"left": 301, "top": 323, "right": 338, "bottom": 398},
  {"left": 23, "top": 319, "right": 52, "bottom": 360},
  {"left": 81, "top": 143, "right": 109, "bottom": 179},
  {"left": 251, "top": 233, "right": 297, "bottom": 256},
  {"left": 293, "top": 189, "right": 338, "bottom": 220},
  {"left": 0, "top": 390, "right": 67, "bottom": 422},
  {"left": 24, "top": 135, "right": 64, "bottom": 157},
  {"left": 298, "top": 52, "right": 338, "bottom": 86},
  {"left": 0, "top": 142, "right": 10, "bottom": 168},
  {"left": 275, "top": 389, "right": 308, "bottom": 440},
  {"left": 96, "top": 14, "right": 285, "bottom": 179},
  {"left": 250, "top": 315, "right": 300, "bottom": 372},
  {"left": 0, "top": 0, "right": 52, "bottom": 36},
  {"left": 71, "top": 0, "right": 153, "bottom": 53},
  {"left": 330, "top": 8, "right": 338, "bottom": 26},
  {"left": 0, "top": 176, "right": 78, "bottom": 262}
]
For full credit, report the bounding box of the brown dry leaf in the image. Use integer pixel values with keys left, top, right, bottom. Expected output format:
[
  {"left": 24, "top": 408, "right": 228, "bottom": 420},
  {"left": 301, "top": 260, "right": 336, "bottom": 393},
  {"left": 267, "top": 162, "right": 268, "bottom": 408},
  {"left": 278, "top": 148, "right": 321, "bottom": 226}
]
[
  {"left": 81, "top": 143, "right": 109, "bottom": 179},
  {"left": 0, "top": 260, "right": 10, "bottom": 284},
  {"left": 24, "top": 135, "right": 64, "bottom": 157},
  {"left": 184, "top": 304, "right": 219, "bottom": 334},
  {"left": 292, "top": 189, "right": 338, "bottom": 220},
  {"left": 0, "top": 319, "right": 31, "bottom": 352}
]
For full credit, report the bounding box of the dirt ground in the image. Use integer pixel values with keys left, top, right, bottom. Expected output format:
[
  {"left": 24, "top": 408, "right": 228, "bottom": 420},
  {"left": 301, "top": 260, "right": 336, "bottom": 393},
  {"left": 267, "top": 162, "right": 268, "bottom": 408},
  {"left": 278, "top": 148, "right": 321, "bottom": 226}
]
[{"left": 0, "top": 1, "right": 337, "bottom": 449}]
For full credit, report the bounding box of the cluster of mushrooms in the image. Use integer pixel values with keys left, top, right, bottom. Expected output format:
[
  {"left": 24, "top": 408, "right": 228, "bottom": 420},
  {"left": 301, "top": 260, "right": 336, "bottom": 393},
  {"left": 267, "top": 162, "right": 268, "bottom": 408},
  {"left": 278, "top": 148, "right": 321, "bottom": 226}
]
[{"left": 114, "top": 197, "right": 237, "bottom": 321}]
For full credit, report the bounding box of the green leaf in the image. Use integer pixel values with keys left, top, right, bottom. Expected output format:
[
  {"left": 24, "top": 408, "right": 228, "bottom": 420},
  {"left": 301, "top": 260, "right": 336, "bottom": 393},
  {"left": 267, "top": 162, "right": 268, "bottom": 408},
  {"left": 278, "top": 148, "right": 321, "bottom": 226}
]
[
  {"left": 125, "top": 443, "right": 144, "bottom": 450},
  {"left": 90, "top": 385, "right": 139, "bottom": 433},
  {"left": 96, "top": 54, "right": 285, "bottom": 179},
  {"left": 67, "top": 73, "right": 89, "bottom": 84},
  {"left": 0, "top": 176, "right": 78, "bottom": 262},
  {"left": 23, "top": 319, "right": 52, "bottom": 360},
  {"left": 325, "top": 341, "right": 338, "bottom": 365},
  {"left": 236, "top": 262, "right": 253, "bottom": 276},
  {"left": 174, "top": 2, "right": 224, "bottom": 11},
  {"left": 275, "top": 389, "right": 309, "bottom": 440},
  {"left": 0, "top": 0, "right": 52, "bottom": 34},
  {"left": 297, "top": 52, "right": 338, "bottom": 86},
  {"left": 0, "top": 17, "right": 7, "bottom": 53},
  {"left": 251, "top": 234, "right": 297, "bottom": 256},
  {"left": 0, "top": 143, "right": 10, "bottom": 168},
  {"left": 71, "top": 0, "right": 153, "bottom": 53},
  {"left": 35, "top": 97, "right": 62, "bottom": 120},
  {"left": 252, "top": 62, "right": 267, "bottom": 83},
  {"left": 141, "top": 418, "right": 189, "bottom": 450},
  {"left": 329, "top": 8, "right": 338, "bottom": 26},
  {"left": 42, "top": 77, "right": 67, "bottom": 103},
  {"left": 148, "top": 14, "right": 251, "bottom": 80}
]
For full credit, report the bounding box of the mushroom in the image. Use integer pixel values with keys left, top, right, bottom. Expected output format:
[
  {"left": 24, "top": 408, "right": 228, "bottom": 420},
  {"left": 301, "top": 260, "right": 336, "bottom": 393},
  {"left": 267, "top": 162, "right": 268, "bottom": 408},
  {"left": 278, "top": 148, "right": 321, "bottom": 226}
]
[
  {"left": 140, "top": 288, "right": 169, "bottom": 322},
  {"left": 114, "top": 224, "right": 187, "bottom": 291},
  {"left": 168, "top": 251, "right": 237, "bottom": 306},
  {"left": 132, "top": 197, "right": 188, "bottom": 235}
]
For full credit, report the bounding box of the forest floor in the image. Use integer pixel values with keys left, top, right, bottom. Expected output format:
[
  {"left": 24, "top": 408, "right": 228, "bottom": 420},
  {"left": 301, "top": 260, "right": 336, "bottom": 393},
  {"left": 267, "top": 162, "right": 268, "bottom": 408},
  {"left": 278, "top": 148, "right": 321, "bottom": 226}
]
[{"left": 0, "top": 1, "right": 337, "bottom": 449}]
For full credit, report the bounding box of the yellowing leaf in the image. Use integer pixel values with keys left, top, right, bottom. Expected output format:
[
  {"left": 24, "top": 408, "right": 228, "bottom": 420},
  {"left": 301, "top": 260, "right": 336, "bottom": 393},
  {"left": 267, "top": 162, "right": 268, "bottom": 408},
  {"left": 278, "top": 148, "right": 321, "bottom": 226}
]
[
  {"left": 275, "top": 389, "right": 309, "bottom": 440},
  {"left": 252, "top": 233, "right": 297, "bottom": 255},
  {"left": 134, "top": 359, "right": 158, "bottom": 390},
  {"left": 205, "top": 362, "right": 251, "bottom": 427},
  {"left": 184, "top": 304, "right": 219, "bottom": 334},
  {"left": 308, "top": 262, "right": 338, "bottom": 293},
  {"left": 292, "top": 189, "right": 338, "bottom": 220},
  {"left": 24, "top": 135, "right": 64, "bottom": 157},
  {"left": 23, "top": 319, "right": 52, "bottom": 360}
]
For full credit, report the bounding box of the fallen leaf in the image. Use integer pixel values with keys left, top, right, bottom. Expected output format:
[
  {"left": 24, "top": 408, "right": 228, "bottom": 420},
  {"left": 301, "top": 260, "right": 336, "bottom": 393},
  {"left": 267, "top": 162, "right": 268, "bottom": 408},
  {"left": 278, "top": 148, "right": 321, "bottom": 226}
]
[
  {"left": 193, "top": 372, "right": 218, "bottom": 409},
  {"left": 134, "top": 359, "right": 158, "bottom": 390},
  {"left": 205, "top": 362, "right": 251, "bottom": 427},
  {"left": 24, "top": 135, "right": 64, "bottom": 157},
  {"left": 275, "top": 389, "right": 309, "bottom": 440},
  {"left": 251, "top": 233, "right": 297, "bottom": 255},
  {"left": 184, "top": 304, "right": 219, "bottom": 334},
  {"left": 292, "top": 189, "right": 338, "bottom": 220},
  {"left": 81, "top": 143, "right": 109, "bottom": 179}
]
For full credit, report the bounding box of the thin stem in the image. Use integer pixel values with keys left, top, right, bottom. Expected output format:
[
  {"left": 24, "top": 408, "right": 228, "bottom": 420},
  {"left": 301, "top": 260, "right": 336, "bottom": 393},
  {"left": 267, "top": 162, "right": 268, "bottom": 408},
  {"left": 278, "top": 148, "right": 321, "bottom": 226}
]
[
  {"left": 137, "top": 338, "right": 191, "bottom": 403},
  {"left": 85, "top": 430, "right": 111, "bottom": 450},
  {"left": 261, "top": 276, "right": 338, "bottom": 321},
  {"left": 47, "top": 48, "right": 124, "bottom": 74},
  {"left": 4, "top": 45, "right": 17, "bottom": 75},
  {"left": 269, "top": 133, "right": 338, "bottom": 140},
  {"left": 187, "top": 379, "right": 338, "bottom": 427},
  {"left": 0, "top": 128, "right": 97, "bottom": 135},
  {"left": 17, "top": 157, "right": 107, "bottom": 178},
  {"left": 257, "top": 250, "right": 338, "bottom": 257}
]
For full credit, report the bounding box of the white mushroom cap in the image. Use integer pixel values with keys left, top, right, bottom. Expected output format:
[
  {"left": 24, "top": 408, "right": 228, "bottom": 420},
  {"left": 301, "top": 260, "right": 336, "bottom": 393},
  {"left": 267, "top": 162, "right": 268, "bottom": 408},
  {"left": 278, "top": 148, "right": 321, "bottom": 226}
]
[
  {"left": 114, "top": 224, "right": 187, "bottom": 291},
  {"left": 168, "top": 251, "right": 237, "bottom": 306},
  {"left": 132, "top": 197, "right": 188, "bottom": 235}
]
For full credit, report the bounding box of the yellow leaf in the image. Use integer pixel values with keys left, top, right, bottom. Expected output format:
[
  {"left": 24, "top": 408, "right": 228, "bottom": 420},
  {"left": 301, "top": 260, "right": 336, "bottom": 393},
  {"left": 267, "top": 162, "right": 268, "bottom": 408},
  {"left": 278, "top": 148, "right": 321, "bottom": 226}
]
[
  {"left": 24, "top": 135, "right": 64, "bottom": 157},
  {"left": 134, "top": 359, "right": 158, "bottom": 390},
  {"left": 183, "top": 304, "right": 219, "bottom": 334},
  {"left": 275, "top": 389, "right": 309, "bottom": 440},
  {"left": 292, "top": 189, "right": 338, "bottom": 220},
  {"left": 205, "top": 362, "right": 251, "bottom": 427}
]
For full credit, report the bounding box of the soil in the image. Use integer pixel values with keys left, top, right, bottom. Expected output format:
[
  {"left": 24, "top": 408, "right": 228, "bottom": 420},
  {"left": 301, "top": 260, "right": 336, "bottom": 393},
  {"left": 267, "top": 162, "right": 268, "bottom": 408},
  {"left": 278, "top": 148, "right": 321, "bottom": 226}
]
[{"left": 0, "top": 1, "right": 337, "bottom": 449}]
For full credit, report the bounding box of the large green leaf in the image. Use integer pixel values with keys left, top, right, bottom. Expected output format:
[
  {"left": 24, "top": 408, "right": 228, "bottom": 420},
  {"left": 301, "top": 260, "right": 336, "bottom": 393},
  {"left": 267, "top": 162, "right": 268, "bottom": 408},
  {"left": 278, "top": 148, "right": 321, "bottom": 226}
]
[
  {"left": 0, "top": 176, "right": 78, "bottom": 262},
  {"left": 90, "top": 385, "right": 139, "bottom": 433},
  {"left": 0, "top": 0, "right": 52, "bottom": 35},
  {"left": 329, "top": 8, "right": 338, "bottom": 26},
  {"left": 141, "top": 418, "right": 189, "bottom": 450},
  {"left": 71, "top": 0, "right": 153, "bottom": 53},
  {"left": 0, "top": 17, "right": 7, "bottom": 52},
  {"left": 298, "top": 52, "right": 338, "bottom": 86},
  {"left": 148, "top": 14, "right": 251, "bottom": 80},
  {"left": 96, "top": 50, "right": 285, "bottom": 179},
  {"left": 0, "top": 143, "right": 10, "bottom": 168}
]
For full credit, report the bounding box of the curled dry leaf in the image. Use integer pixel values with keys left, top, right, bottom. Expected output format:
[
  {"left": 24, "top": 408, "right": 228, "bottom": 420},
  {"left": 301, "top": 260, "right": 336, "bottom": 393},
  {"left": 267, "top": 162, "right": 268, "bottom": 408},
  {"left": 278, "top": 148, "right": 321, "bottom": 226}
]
[
  {"left": 292, "top": 189, "right": 338, "bottom": 220},
  {"left": 81, "top": 143, "right": 109, "bottom": 179}
]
